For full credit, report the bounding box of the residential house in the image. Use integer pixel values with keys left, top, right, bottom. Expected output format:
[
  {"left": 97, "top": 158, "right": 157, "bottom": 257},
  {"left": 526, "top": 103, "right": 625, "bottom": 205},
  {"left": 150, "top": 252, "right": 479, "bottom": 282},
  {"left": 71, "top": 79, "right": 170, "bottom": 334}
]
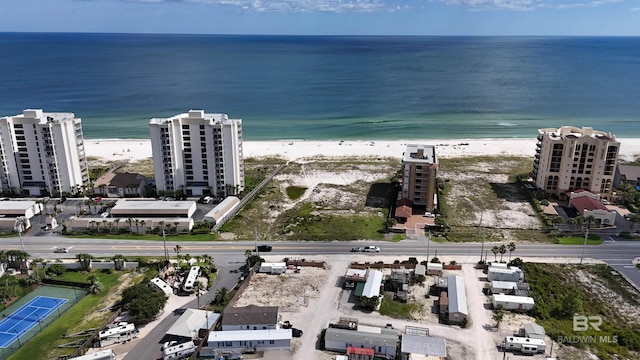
[
  {"left": 221, "top": 305, "right": 278, "bottom": 331},
  {"left": 324, "top": 326, "right": 399, "bottom": 358},
  {"left": 94, "top": 172, "right": 147, "bottom": 198}
]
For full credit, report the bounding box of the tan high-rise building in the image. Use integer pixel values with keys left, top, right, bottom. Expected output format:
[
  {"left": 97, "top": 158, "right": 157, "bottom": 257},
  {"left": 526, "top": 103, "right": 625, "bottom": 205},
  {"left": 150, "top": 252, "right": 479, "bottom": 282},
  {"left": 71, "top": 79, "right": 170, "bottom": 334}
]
[
  {"left": 401, "top": 144, "right": 438, "bottom": 211},
  {"left": 0, "top": 109, "right": 89, "bottom": 196},
  {"left": 533, "top": 126, "right": 619, "bottom": 200}
]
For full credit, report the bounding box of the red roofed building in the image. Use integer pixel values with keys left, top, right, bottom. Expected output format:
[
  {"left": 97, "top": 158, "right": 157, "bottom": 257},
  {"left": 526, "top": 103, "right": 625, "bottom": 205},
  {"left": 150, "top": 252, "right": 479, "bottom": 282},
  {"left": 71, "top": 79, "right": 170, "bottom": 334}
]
[
  {"left": 347, "top": 346, "right": 375, "bottom": 358},
  {"left": 569, "top": 190, "right": 616, "bottom": 226},
  {"left": 394, "top": 198, "right": 413, "bottom": 222}
]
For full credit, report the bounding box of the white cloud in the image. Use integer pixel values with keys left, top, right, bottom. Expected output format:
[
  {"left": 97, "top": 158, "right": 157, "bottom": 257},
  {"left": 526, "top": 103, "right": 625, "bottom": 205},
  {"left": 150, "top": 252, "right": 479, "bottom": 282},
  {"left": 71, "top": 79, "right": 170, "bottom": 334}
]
[{"left": 121, "top": 0, "right": 630, "bottom": 12}]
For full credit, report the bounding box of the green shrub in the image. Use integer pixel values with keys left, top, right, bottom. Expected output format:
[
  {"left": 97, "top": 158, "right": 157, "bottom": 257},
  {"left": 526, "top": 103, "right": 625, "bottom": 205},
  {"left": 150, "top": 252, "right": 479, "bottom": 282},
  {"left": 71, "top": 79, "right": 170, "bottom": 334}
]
[{"left": 46, "top": 264, "right": 66, "bottom": 276}]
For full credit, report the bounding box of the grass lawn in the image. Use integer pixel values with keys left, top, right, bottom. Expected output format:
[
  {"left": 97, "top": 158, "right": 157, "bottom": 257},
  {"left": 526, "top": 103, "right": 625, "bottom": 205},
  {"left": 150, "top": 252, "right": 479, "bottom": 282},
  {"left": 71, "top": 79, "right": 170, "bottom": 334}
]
[
  {"left": 557, "top": 236, "right": 603, "bottom": 245},
  {"left": 379, "top": 292, "right": 420, "bottom": 319},
  {"left": 286, "top": 186, "right": 307, "bottom": 200},
  {"left": 63, "top": 232, "right": 219, "bottom": 241}
]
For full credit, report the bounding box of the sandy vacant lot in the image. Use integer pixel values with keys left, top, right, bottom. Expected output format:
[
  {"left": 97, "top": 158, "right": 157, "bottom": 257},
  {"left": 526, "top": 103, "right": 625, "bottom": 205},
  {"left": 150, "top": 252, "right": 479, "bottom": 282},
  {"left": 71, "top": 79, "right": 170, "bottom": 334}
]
[{"left": 230, "top": 256, "right": 599, "bottom": 360}]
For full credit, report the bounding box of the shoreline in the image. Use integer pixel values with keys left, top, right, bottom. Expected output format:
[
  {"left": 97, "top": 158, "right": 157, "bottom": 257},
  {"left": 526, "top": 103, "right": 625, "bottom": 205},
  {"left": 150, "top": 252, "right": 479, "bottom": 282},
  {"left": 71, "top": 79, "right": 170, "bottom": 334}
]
[{"left": 84, "top": 138, "right": 640, "bottom": 163}]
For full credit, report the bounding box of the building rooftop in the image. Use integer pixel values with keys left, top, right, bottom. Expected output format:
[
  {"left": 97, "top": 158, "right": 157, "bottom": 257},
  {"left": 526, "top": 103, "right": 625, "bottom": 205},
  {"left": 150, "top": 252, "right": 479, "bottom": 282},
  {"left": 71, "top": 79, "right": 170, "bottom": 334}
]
[
  {"left": 447, "top": 275, "right": 467, "bottom": 315},
  {"left": 493, "top": 293, "right": 535, "bottom": 304},
  {"left": 94, "top": 172, "right": 145, "bottom": 188},
  {"left": 221, "top": 305, "right": 278, "bottom": 326},
  {"left": 571, "top": 196, "right": 608, "bottom": 214},
  {"left": 401, "top": 334, "right": 447, "bottom": 357},
  {"left": 403, "top": 144, "right": 437, "bottom": 164},
  {"left": 208, "top": 329, "right": 291, "bottom": 342},
  {"left": 362, "top": 269, "right": 383, "bottom": 298},
  {"left": 325, "top": 327, "right": 398, "bottom": 347},
  {"left": 150, "top": 110, "right": 240, "bottom": 125},
  {"left": 538, "top": 126, "right": 617, "bottom": 141},
  {"left": 166, "top": 309, "right": 218, "bottom": 340}
]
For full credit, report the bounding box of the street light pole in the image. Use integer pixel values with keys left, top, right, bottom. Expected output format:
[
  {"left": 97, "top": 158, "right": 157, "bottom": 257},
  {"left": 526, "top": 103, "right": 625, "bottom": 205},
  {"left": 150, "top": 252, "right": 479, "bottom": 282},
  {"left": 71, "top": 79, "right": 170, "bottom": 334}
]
[
  {"left": 15, "top": 217, "right": 25, "bottom": 252},
  {"left": 162, "top": 229, "right": 169, "bottom": 263},
  {"left": 580, "top": 227, "right": 589, "bottom": 265}
]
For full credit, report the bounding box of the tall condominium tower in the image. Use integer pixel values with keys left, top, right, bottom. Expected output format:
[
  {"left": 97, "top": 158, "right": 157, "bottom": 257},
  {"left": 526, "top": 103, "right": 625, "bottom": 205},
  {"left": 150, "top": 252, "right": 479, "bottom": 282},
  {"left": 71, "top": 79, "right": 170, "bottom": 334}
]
[
  {"left": 149, "top": 110, "right": 244, "bottom": 197},
  {"left": 533, "top": 126, "right": 619, "bottom": 200},
  {"left": 0, "top": 109, "right": 89, "bottom": 196},
  {"left": 401, "top": 144, "right": 438, "bottom": 211}
]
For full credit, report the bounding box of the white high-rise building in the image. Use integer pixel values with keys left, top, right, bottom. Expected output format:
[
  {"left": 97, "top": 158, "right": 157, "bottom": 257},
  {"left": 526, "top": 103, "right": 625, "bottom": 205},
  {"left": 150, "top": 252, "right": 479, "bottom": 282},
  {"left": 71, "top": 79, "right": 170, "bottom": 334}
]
[
  {"left": 149, "top": 110, "right": 244, "bottom": 197},
  {"left": 533, "top": 126, "right": 619, "bottom": 200},
  {"left": 0, "top": 109, "right": 90, "bottom": 196}
]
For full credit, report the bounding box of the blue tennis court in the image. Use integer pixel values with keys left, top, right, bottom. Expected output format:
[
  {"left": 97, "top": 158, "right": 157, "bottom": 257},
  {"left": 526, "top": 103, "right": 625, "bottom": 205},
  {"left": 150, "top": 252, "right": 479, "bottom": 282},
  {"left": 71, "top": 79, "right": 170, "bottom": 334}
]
[{"left": 0, "top": 296, "right": 67, "bottom": 348}]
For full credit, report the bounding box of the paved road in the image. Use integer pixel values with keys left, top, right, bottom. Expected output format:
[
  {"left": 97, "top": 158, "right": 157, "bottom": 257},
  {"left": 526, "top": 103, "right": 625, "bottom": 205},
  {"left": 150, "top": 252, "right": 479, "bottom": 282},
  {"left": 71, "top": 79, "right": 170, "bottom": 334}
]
[{"left": 122, "top": 264, "right": 242, "bottom": 360}]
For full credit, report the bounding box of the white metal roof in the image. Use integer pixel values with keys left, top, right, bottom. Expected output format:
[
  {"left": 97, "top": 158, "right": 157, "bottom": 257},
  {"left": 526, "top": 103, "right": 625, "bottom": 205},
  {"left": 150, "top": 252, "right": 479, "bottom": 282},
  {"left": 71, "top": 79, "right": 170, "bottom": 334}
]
[
  {"left": 0, "top": 201, "right": 37, "bottom": 211},
  {"left": 111, "top": 200, "right": 196, "bottom": 216},
  {"left": 493, "top": 293, "right": 535, "bottom": 305},
  {"left": 167, "top": 309, "right": 219, "bottom": 339},
  {"left": 401, "top": 334, "right": 447, "bottom": 357},
  {"left": 208, "top": 329, "right": 292, "bottom": 342},
  {"left": 150, "top": 278, "right": 173, "bottom": 295},
  {"left": 490, "top": 281, "right": 518, "bottom": 289},
  {"left": 204, "top": 196, "right": 240, "bottom": 222},
  {"left": 362, "top": 270, "right": 383, "bottom": 298},
  {"left": 346, "top": 268, "right": 367, "bottom": 278},
  {"left": 447, "top": 275, "right": 467, "bottom": 315}
]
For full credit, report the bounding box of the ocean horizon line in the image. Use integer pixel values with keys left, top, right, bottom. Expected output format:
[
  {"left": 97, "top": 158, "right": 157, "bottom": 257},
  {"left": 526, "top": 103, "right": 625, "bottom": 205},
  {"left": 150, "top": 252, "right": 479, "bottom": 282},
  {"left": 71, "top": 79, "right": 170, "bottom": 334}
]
[{"left": 2, "top": 32, "right": 639, "bottom": 39}]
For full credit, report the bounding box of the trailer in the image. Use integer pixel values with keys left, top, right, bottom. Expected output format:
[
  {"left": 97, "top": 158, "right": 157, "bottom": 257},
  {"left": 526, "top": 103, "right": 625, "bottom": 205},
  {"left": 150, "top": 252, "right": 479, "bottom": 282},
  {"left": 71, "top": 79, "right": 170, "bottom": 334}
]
[
  {"left": 162, "top": 340, "right": 196, "bottom": 360},
  {"left": 99, "top": 322, "right": 137, "bottom": 340},
  {"left": 487, "top": 267, "right": 523, "bottom": 282},
  {"left": 68, "top": 349, "right": 116, "bottom": 360},
  {"left": 258, "top": 262, "right": 286, "bottom": 274},
  {"left": 492, "top": 293, "right": 535, "bottom": 311},
  {"left": 503, "top": 336, "right": 546, "bottom": 354}
]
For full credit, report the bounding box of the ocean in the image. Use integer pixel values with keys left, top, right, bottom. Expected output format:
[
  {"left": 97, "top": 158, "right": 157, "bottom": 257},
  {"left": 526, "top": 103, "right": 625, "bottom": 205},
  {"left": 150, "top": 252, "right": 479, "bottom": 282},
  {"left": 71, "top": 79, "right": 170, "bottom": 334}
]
[{"left": 1, "top": 33, "right": 640, "bottom": 140}]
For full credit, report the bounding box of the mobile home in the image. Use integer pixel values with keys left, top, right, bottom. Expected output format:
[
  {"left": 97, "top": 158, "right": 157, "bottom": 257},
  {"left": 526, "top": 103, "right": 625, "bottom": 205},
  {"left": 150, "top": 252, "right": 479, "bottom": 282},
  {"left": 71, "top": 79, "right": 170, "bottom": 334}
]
[
  {"left": 487, "top": 267, "right": 523, "bottom": 282},
  {"left": 258, "top": 262, "right": 286, "bottom": 274},
  {"left": 492, "top": 293, "right": 535, "bottom": 311},
  {"left": 503, "top": 336, "right": 546, "bottom": 354},
  {"left": 150, "top": 277, "right": 174, "bottom": 296}
]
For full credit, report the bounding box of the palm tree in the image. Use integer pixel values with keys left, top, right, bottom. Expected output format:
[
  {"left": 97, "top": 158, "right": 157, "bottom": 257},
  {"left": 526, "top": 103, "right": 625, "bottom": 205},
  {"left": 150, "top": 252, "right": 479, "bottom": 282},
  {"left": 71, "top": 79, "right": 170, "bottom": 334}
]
[
  {"left": 174, "top": 221, "right": 180, "bottom": 234},
  {"left": 193, "top": 280, "right": 205, "bottom": 308},
  {"left": 113, "top": 254, "right": 126, "bottom": 271},
  {"left": 76, "top": 253, "right": 93, "bottom": 271},
  {"left": 507, "top": 242, "right": 516, "bottom": 262},
  {"left": 174, "top": 245, "right": 182, "bottom": 266},
  {"left": 87, "top": 274, "right": 103, "bottom": 294},
  {"left": 134, "top": 219, "right": 140, "bottom": 234},
  {"left": 158, "top": 221, "right": 165, "bottom": 235},
  {"left": 491, "top": 246, "right": 499, "bottom": 262},
  {"left": 498, "top": 244, "right": 507, "bottom": 262},
  {"left": 214, "top": 287, "right": 229, "bottom": 305},
  {"left": 126, "top": 218, "right": 134, "bottom": 233},
  {"left": 113, "top": 218, "right": 121, "bottom": 233}
]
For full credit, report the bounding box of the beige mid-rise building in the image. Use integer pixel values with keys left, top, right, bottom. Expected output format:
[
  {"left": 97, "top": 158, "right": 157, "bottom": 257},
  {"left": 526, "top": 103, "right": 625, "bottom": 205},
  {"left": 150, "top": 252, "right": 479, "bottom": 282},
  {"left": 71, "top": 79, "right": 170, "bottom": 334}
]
[
  {"left": 532, "top": 126, "right": 619, "bottom": 200},
  {"left": 149, "top": 110, "right": 244, "bottom": 197},
  {"left": 0, "top": 109, "right": 89, "bottom": 196},
  {"left": 400, "top": 144, "right": 438, "bottom": 211}
]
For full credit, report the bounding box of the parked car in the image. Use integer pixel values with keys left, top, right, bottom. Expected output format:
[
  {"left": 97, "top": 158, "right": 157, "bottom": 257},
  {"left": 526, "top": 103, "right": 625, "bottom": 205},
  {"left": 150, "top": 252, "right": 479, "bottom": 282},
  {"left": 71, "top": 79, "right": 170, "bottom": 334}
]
[
  {"left": 292, "top": 328, "right": 303, "bottom": 337},
  {"left": 350, "top": 247, "right": 363, "bottom": 252},
  {"left": 423, "top": 212, "right": 436, "bottom": 218},
  {"left": 256, "top": 245, "right": 272, "bottom": 252},
  {"left": 53, "top": 247, "right": 69, "bottom": 253},
  {"left": 363, "top": 246, "right": 380, "bottom": 253}
]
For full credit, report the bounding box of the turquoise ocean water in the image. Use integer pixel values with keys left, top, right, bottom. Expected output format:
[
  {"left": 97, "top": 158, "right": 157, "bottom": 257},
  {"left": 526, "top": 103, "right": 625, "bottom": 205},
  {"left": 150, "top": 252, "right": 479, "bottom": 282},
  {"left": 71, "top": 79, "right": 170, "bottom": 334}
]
[{"left": 1, "top": 33, "right": 639, "bottom": 140}]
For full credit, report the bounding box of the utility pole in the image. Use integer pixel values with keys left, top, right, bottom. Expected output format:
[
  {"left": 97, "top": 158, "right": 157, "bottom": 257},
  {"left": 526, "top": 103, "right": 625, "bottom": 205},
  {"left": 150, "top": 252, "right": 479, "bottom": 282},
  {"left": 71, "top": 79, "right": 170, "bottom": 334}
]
[
  {"left": 478, "top": 213, "right": 485, "bottom": 263},
  {"left": 162, "top": 229, "right": 169, "bottom": 263},
  {"left": 426, "top": 230, "right": 431, "bottom": 262},
  {"left": 254, "top": 228, "right": 259, "bottom": 256},
  {"left": 580, "top": 226, "right": 589, "bottom": 265}
]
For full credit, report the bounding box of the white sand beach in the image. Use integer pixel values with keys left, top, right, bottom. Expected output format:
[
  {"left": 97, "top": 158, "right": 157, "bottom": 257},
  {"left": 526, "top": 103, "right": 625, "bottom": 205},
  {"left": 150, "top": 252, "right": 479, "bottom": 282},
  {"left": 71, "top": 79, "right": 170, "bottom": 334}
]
[{"left": 84, "top": 138, "right": 640, "bottom": 163}]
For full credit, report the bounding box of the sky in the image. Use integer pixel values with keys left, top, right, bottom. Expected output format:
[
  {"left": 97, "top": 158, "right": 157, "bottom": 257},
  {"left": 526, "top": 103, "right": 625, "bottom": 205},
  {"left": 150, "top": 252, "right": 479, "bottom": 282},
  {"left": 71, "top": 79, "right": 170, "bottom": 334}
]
[{"left": 1, "top": 0, "right": 639, "bottom": 36}]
